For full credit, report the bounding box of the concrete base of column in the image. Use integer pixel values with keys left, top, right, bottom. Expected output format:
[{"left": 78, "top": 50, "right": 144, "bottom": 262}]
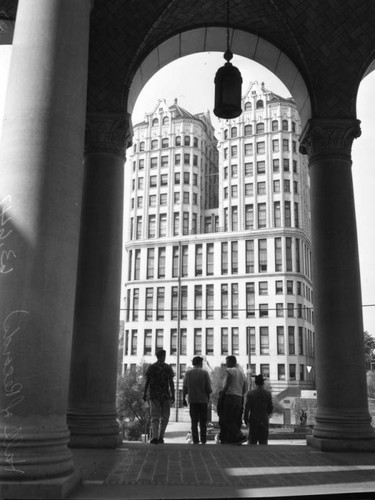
[
  {"left": 0, "top": 469, "right": 81, "bottom": 499},
  {"left": 68, "top": 411, "right": 121, "bottom": 449},
  {"left": 307, "top": 435, "right": 375, "bottom": 452},
  {"left": 69, "top": 434, "right": 122, "bottom": 449}
]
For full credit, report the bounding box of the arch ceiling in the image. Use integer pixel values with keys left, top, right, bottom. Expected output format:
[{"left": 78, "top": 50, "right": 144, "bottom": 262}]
[
  {"left": 128, "top": 27, "right": 311, "bottom": 128},
  {"left": 2, "top": 0, "right": 375, "bottom": 127}
]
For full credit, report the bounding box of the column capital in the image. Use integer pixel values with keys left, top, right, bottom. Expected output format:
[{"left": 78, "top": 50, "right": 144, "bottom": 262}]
[
  {"left": 299, "top": 118, "right": 361, "bottom": 161},
  {"left": 85, "top": 112, "right": 133, "bottom": 158}
]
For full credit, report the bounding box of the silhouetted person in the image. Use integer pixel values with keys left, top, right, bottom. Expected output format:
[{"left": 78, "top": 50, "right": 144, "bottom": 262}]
[
  {"left": 143, "top": 349, "right": 175, "bottom": 444},
  {"left": 244, "top": 374, "right": 273, "bottom": 445},
  {"left": 183, "top": 356, "right": 212, "bottom": 444},
  {"left": 220, "top": 355, "right": 247, "bottom": 444}
]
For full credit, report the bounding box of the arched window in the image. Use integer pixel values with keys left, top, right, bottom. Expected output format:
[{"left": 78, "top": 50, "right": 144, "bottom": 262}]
[
  {"left": 231, "top": 127, "right": 237, "bottom": 138},
  {"left": 256, "top": 122, "right": 265, "bottom": 134},
  {"left": 282, "top": 119, "right": 288, "bottom": 131},
  {"left": 139, "top": 141, "right": 145, "bottom": 151},
  {"left": 151, "top": 139, "right": 158, "bottom": 150},
  {"left": 272, "top": 120, "right": 278, "bottom": 131},
  {"left": 244, "top": 124, "right": 252, "bottom": 136},
  {"left": 184, "top": 136, "right": 191, "bottom": 146},
  {"left": 256, "top": 100, "right": 264, "bottom": 109},
  {"left": 175, "top": 136, "right": 181, "bottom": 146},
  {"left": 162, "top": 116, "right": 169, "bottom": 125},
  {"left": 152, "top": 118, "right": 159, "bottom": 127},
  {"left": 161, "top": 138, "right": 169, "bottom": 148},
  {"left": 224, "top": 129, "right": 229, "bottom": 140},
  {"left": 244, "top": 102, "right": 252, "bottom": 111}
]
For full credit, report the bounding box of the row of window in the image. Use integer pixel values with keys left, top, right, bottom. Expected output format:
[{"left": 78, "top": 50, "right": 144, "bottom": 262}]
[
  {"left": 223, "top": 158, "right": 299, "bottom": 178},
  {"left": 128, "top": 270, "right": 312, "bottom": 297},
  {"left": 124, "top": 360, "right": 308, "bottom": 385},
  {"left": 223, "top": 139, "right": 298, "bottom": 159},
  {"left": 223, "top": 119, "right": 297, "bottom": 139},
  {"left": 224, "top": 180, "right": 299, "bottom": 199},
  {"left": 133, "top": 153, "right": 201, "bottom": 172},
  {"left": 131, "top": 191, "right": 200, "bottom": 210},
  {"left": 132, "top": 171, "right": 199, "bottom": 191},
  {"left": 129, "top": 200, "right": 301, "bottom": 240},
  {"left": 131, "top": 184, "right": 301, "bottom": 209},
  {"left": 134, "top": 135, "right": 201, "bottom": 153},
  {"left": 132, "top": 167, "right": 298, "bottom": 196},
  {"left": 128, "top": 238, "right": 312, "bottom": 281},
  {"left": 131, "top": 150, "right": 299, "bottom": 176},
  {"left": 124, "top": 325, "right": 315, "bottom": 360},
  {"left": 125, "top": 282, "right": 314, "bottom": 323},
  {"left": 223, "top": 201, "right": 300, "bottom": 231}
]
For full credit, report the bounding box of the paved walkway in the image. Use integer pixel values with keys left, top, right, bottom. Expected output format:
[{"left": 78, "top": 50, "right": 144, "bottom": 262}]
[{"left": 67, "top": 423, "right": 375, "bottom": 499}]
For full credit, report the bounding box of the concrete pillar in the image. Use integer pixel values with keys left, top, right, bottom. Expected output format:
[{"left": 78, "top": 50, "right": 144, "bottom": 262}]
[
  {"left": 300, "top": 118, "right": 375, "bottom": 451},
  {"left": 67, "top": 113, "right": 132, "bottom": 448},
  {"left": 0, "top": 0, "right": 91, "bottom": 497}
]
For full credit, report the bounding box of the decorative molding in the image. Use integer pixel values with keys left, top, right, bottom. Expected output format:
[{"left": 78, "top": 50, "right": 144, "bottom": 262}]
[
  {"left": 85, "top": 113, "right": 133, "bottom": 158},
  {"left": 299, "top": 118, "right": 361, "bottom": 161}
]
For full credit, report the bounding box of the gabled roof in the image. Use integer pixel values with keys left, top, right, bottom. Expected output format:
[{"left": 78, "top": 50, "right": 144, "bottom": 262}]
[{"left": 169, "top": 98, "right": 196, "bottom": 120}]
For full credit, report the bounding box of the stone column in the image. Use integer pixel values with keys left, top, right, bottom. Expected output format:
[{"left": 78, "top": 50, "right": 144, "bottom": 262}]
[
  {"left": 67, "top": 113, "right": 132, "bottom": 448},
  {"left": 300, "top": 118, "right": 375, "bottom": 451},
  {"left": 0, "top": 0, "right": 91, "bottom": 496}
]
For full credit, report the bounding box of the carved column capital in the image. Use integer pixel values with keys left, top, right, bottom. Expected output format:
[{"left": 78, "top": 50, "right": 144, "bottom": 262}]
[
  {"left": 85, "top": 113, "right": 133, "bottom": 158},
  {"left": 299, "top": 118, "right": 361, "bottom": 162}
]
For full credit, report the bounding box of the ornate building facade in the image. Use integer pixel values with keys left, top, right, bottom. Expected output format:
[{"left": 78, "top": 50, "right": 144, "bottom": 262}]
[{"left": 122, "top": 82, "right": 315, "bottom": 407}]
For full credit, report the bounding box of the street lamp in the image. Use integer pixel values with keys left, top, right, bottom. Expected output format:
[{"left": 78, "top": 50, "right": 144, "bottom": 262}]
[
  {"left": 247, "top": 326, "right": 252, "bottom": 389},
  {"left": 213, "top": 0, "right": 242, "bottom": 119}
]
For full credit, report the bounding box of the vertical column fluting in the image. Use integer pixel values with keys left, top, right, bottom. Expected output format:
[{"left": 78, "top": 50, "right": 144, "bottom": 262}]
[
  {"left": 68, "top": 113, "right": 132, "bottom": 448},
  {"left": 0, "top": 0, "right": 91, "bottom": 484},
  {"left": 300, "top": 118, "right": 375, "bottom": 451}
]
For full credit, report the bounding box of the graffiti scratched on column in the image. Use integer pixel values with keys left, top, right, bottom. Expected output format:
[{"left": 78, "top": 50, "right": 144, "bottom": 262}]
[
  {"left": 1, "top": 195, "right": 28, "bottom": 474},
  {"left": 0, "top": 195, "right": 15, "bottom": 274}
]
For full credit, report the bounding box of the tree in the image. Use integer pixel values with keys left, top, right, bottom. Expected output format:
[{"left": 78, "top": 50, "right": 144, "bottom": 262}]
[
  {"left": 367, "top": 371, "right": 375, "bottom": 399},
  {"left": 116, "top": 362, "right": 150, "bottom": 429},
  {"left": 364, "top": 331, "right": 375, "bottom": 369}
]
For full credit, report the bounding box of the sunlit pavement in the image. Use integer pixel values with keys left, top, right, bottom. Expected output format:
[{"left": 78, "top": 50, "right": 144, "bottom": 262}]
[{"left": 68, "top": 423, "right": 375, "bottom": 500}]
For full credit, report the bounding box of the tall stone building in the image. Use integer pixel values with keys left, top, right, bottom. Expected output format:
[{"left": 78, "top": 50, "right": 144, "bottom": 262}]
[{"left": 122, "top": 82, "right": 315, "bottom": 411}]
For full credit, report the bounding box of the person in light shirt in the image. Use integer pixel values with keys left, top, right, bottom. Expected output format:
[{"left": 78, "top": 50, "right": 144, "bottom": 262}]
[
  {"left": 219, "top": 355, "right": 247, "bottom": 444},
  {"left": 183, "top": 356, "right": 212, "bottom": 444}
]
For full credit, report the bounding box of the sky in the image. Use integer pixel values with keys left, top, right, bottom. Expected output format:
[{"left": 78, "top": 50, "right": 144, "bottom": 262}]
[{"left": 0, "top": 47, "right": 374, "bottom": 334}]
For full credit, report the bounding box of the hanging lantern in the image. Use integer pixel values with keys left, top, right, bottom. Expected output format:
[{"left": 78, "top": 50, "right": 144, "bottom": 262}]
[
  {"left": 214, "top": 48, "right": 243, "bottom": 119},
  {"left": 213, "top": 0, "right": 242, "bottom": 119}
]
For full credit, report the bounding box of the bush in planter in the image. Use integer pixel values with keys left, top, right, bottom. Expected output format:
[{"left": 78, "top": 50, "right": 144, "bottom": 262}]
[{"left": 124, "top": 421, "right": 143, "bottom": 441}]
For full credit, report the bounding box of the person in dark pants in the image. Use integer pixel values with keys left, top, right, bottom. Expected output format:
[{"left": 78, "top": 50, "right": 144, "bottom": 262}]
[
  {"left": 182, "top": 356, "right": 212, "bottom": 444},
  {"left": 143, "top": 349, "right": 175, "bottom": 444},
  {"left": 220, "top": 355, "right": 247, "bottom": 445},
  {"left": 244, "top": 374, "right": 273, "bottom": 445}
]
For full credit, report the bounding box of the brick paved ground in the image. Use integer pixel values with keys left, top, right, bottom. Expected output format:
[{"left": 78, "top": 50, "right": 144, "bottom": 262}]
[{"left": 69, "top": 442, "right": 375, "bottom": 499}]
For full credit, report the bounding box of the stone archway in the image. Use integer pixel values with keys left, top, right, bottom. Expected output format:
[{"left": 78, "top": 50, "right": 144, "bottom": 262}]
[{"left": 127, "top": 26, "right": 311, "bottom": 130}]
